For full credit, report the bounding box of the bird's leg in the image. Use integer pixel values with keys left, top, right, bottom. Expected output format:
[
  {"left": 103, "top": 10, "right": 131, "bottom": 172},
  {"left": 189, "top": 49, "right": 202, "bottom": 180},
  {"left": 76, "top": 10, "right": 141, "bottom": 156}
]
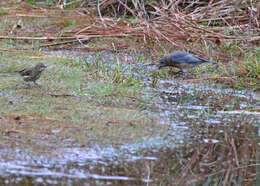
[
  {"left": 215, "top": 63, "right": 219, "bottom": 70},
  {"left": 34, "top": 81, "right": 42, "bottom": 88},
  {"left": 172, "top": 70, "right": 184, "bottom": 75},
  {"left": 169, "top": 68, "right": 183, "bottom": 76},
  {"left": 25, "top": 82, "right": 32, "bottom": 89}
]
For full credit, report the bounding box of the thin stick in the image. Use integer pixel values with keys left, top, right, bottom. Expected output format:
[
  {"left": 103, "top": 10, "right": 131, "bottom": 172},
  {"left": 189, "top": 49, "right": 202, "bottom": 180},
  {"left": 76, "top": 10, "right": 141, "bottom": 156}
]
[{"left": 97, "top": 0, "right": 107, "bottom": 28}]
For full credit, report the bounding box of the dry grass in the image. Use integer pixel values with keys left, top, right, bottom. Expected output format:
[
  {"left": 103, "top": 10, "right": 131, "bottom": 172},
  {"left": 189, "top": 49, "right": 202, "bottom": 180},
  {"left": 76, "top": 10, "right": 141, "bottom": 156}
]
[{"left": 4, "top": 1, "right": 260, "bottom": 48}]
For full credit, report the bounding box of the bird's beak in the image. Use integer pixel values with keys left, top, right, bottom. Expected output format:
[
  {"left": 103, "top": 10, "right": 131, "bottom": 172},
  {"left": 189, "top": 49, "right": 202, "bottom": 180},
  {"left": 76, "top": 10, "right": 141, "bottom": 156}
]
[{"left": 158, "top": 62, "right": 165, "bottom": 69}]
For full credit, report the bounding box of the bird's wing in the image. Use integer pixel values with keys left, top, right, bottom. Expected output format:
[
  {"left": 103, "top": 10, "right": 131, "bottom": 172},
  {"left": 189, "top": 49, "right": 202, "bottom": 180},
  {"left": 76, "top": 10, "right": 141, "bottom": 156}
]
[{"left": 171, "top": 53, "right": 201, "bottom": 63}]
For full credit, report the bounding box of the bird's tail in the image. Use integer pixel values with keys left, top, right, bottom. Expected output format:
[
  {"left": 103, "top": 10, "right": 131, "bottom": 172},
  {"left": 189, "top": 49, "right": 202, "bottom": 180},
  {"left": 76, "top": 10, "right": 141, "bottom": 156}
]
[
  {"left": 14, "top": 70, "right": 22, "bottom": 74},
  {"left": 14, "top": 70, "right": 25, "bottom": 75},
  {"left": 204, "top": 59, "right": 219, "bottom": 70},
  {"left": 204, "top": 59, "right": 217, "bottom": 64}
]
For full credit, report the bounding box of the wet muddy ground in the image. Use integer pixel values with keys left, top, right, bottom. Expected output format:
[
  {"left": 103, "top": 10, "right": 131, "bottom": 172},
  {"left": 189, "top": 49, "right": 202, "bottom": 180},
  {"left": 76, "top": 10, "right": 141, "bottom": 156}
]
[{"left": 0, "top": 50, "right": 259, "bottom": 185}]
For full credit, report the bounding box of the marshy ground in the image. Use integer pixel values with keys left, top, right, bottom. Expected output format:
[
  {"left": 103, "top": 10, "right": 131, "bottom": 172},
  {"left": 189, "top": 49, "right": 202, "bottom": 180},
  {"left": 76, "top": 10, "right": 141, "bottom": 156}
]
[{"left": 0, "top": 1, "right": 259, "bottom": 185}]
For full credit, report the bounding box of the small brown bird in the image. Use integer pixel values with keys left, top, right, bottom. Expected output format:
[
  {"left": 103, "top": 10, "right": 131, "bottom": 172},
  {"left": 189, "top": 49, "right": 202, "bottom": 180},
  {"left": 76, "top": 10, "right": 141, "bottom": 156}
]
[
  {"left": 159, "top": 51, "right": 218, "bottom": 73},
  {"left": 15, "top": 63, "right": 47, "bottom": 86}
]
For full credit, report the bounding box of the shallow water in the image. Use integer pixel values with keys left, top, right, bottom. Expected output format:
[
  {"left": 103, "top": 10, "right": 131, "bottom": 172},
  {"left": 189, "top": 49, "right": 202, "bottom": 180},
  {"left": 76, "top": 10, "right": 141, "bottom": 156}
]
[{"left": 0, "top": 50, "right": 259, "bottom": 185}]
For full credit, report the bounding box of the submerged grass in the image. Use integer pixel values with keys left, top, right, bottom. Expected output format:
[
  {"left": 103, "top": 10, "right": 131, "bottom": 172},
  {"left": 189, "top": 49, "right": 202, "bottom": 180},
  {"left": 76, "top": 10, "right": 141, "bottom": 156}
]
[{"left": 0, "top": 48, "right": 258, "bottom": 185}]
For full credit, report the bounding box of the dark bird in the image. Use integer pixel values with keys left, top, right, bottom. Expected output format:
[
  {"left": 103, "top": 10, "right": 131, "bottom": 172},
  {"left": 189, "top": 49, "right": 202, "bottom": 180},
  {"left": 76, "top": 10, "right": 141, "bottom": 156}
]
[
  {"left": 159, "top": 51, "right": 218, "bottom": 73},
  {"left": 15, "top": 63, "right": 47, "bottom": 86}
]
